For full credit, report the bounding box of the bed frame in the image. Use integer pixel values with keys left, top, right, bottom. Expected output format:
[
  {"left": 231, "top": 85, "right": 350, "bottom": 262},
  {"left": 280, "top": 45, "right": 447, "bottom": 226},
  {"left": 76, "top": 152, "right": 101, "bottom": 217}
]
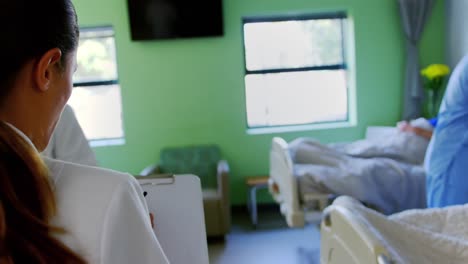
[
  {"left": 320, "top": 200, "right": 395, "bottom": 264},
  {"left": 268, "top": 137, "right": 330, "bottom": 228},
  {"left": 268, "top": 126, "right": 398, "bottom": 228},
  {"left": 269, "top": 136, "right": 396, "bottom": 263}
]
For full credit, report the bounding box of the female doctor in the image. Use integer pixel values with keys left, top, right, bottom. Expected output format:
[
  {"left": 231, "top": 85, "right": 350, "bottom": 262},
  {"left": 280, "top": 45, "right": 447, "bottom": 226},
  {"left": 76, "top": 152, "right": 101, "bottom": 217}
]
[{"left": 0, "top": 0, "right": 168, "bottom": 263}]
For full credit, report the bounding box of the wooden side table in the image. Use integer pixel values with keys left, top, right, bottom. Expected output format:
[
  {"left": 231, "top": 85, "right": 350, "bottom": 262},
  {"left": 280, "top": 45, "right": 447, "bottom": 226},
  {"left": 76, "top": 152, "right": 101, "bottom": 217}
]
[{"left": 245, "top": 176, "right": 270, "bottom": 227}]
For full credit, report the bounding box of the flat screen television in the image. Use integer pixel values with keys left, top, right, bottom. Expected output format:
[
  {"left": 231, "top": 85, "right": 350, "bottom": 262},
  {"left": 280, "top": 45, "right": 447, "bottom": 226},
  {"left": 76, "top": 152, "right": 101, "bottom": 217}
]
[{"left": 127, "top": 0, "right": 224, "bottom": 41}]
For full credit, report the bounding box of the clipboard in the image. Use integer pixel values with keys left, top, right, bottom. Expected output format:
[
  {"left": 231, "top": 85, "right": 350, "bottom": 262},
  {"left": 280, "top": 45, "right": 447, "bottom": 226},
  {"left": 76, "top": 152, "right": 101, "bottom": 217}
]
[{"left": 137, "top": 174, "right": 209, "bottom": 264}]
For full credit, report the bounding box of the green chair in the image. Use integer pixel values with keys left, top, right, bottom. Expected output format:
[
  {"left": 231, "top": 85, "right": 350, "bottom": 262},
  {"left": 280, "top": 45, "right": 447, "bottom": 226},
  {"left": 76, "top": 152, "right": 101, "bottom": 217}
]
[{"left": 140, "top": 145, "right": 230, "bottom": 237}]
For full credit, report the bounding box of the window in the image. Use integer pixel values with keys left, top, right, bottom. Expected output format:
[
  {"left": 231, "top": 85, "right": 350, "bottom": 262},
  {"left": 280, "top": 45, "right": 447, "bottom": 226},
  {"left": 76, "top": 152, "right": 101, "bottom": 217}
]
[
  {"left": 242, "top": 12, "right": 351, "bottom": 130},
  {"left": 69, "top": 26, "right": 125, "bottom": 146}
]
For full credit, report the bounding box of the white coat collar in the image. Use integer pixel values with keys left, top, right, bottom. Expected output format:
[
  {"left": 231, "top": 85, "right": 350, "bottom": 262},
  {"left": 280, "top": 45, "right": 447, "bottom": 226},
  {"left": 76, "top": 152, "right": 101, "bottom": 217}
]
[{"left": 5, "top": 122, "right": 38, "bottom": 152}]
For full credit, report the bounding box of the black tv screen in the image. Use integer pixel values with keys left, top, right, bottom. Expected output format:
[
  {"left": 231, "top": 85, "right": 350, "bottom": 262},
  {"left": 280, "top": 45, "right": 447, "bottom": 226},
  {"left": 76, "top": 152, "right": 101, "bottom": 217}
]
[{"left": 127, "top": 0, "right": 224, "bottom": 41}]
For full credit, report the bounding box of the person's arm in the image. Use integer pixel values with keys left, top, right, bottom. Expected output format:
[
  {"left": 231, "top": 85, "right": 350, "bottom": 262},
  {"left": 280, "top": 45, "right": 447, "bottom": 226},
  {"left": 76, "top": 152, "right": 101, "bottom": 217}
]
[
  {"left": 101, "top": 176, "right": 169, "bottom": 264},
  {"left": 397, "top": 121, "right": 433, "bottom": 140},
  {"left": 409, "top": 126, "right": 433, "bottom": 140}
]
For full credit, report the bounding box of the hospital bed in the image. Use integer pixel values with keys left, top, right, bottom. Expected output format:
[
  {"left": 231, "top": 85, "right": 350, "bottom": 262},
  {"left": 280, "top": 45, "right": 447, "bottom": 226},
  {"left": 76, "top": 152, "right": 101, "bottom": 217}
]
[
  {"left": 320, "top": 196, "right": 394, "bottom": 264},
  {"left": 268, "top": 126, "right": 428, "bottom": 228},
  {"left": 269, "top": 136, "right": 331, "bottom": 227},
  {"left": 320, "top": 196, "right": 468, "bottom": 264}
]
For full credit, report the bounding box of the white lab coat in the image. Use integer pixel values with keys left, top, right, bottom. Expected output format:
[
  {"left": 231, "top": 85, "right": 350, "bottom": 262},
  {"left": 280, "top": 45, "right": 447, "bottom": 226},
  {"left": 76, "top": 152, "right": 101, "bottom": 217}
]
[
  {"left": 42, "top": 105, "right": 97, "bottom": 166},
  {"left": 46, "top": 158, "right": 169, "bottom": 264},
  {"left": 9, "top": 124, "right": 169, "bottom": 264}
]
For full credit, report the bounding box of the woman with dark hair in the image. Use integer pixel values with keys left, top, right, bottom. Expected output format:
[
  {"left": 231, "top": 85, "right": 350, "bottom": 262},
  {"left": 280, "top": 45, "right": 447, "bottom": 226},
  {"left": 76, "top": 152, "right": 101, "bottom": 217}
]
[{"left": 0, "top": 1, "right": 168, "bottom": 263}]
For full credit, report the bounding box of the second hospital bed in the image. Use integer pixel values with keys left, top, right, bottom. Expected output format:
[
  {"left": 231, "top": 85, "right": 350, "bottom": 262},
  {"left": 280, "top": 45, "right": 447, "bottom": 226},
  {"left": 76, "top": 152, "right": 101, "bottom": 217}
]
[
  {"left": 268, "top": 126, "right": 429, "bottom": 228},
  {"left": 321, "top": 195, "right": 468, "bottom": 264}
]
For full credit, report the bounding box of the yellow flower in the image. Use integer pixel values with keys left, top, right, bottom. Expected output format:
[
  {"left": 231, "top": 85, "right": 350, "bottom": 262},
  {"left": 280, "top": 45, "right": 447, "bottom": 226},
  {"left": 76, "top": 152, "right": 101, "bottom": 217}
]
[{"left": 420, "top": 64, "right": 450, "bottom": 81}]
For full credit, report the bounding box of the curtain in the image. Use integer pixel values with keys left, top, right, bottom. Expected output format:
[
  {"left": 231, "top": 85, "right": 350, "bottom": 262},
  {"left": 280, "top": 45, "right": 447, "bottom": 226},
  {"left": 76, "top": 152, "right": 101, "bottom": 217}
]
[{"left": 398, "top": 0, "right": 435, "bottom": 120}]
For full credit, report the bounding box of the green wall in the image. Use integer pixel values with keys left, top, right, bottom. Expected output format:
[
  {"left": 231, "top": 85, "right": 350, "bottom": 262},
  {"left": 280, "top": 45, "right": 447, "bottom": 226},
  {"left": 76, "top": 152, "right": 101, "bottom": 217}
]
[{"left": 74, "top": 0, "right": 445, "bottom": 205}]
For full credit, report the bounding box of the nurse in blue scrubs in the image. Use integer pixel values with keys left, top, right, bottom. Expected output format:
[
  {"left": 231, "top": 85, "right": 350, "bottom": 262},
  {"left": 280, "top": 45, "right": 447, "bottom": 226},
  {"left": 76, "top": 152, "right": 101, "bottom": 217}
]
[{"left": 425, "top": 55, "right": 468, "bottom": 207}]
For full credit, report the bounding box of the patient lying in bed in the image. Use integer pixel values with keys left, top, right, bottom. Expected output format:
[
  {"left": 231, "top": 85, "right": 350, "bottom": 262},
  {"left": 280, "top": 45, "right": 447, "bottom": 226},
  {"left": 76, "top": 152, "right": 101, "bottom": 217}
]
[
  {"left": 293, "top": 117, "right": 434, "bottom": 165},
  {"left": 289, "top": 118, "right": 433, "bottom": 214}
]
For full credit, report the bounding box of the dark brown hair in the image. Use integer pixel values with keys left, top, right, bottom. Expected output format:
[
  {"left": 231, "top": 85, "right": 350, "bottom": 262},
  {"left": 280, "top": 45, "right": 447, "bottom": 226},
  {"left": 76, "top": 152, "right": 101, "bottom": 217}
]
[
  {"left": 0, "top": 0, "right": 85, "bottom": 263},
  {"left": 0, "top": 0, "right": 79, "bottom": 103},
  {"left": 0, "top": 123, "right": 85, "bottom": 263}
]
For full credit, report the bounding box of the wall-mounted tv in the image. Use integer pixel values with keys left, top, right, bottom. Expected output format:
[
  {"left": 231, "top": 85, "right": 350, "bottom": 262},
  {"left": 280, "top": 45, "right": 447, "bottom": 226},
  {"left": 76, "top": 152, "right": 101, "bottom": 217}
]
[{"left": 127, "top": 0, "right": 224, "bottom": 41}]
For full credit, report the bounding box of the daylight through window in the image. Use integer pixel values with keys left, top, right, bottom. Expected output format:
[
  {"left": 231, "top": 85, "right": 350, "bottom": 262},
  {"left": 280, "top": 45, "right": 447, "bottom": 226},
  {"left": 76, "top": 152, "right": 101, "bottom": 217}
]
[
  {"left": 243, "top": 12, "right": 350, "bottom": 129},
  {"left": 68, "top": 26, "right": 125, "bottom": 145}
]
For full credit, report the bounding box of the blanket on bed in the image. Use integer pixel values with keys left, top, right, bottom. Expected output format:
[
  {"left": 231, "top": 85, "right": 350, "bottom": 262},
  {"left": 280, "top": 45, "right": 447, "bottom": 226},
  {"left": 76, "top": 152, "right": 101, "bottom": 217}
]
[
  {"left": 330, "top": 196, "right": 468, "bottom": 264},
  {"left": 289, "top": 135, "right": 427, "bottom": 214}
]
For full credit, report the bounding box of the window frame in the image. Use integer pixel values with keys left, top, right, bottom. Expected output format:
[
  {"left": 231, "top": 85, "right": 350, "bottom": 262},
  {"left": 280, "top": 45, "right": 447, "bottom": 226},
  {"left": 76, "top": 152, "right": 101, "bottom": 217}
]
[
  {"left": 74, "top": 26, "right": 120, "bottom": 88},
  {"left": 71, "top": 26, "right": 125, "bottom": 146},
  {"left": 242, "top": 11, "right": 352, "bottom": 131}
]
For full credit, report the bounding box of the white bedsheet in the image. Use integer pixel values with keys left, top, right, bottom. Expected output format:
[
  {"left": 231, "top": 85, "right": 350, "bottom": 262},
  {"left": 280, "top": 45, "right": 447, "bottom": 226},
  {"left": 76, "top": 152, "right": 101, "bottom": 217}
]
[
  {"left": 332, "top": 196, "right": 468, "bottom": 264},
  {"left": 340, "top": 129, "right": 429, "bottom": 165},
  {"left": 289, "top": 136, "right": 427, "bottom": 214}
]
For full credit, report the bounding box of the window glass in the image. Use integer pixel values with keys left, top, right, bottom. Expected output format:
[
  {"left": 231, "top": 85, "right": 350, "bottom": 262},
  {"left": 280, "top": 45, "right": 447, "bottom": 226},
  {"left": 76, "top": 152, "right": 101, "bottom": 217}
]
[
  {"left": 244, "top": 19, "right": 343, "bottom": 71},
  {"left": 69, "top": 27, "right": 124, "bottom": 144},
  {"left": 69, "top": 85, "right": 124, "bottom": 140},
  {"left": 74, "top": 36, "right": 118, "bottom": 83},
  {"left": 245, "top": 70, "right": 348, "bottom": 127},
  {"left": 243, "top": 14, "right": 350, "bottom": 129}
]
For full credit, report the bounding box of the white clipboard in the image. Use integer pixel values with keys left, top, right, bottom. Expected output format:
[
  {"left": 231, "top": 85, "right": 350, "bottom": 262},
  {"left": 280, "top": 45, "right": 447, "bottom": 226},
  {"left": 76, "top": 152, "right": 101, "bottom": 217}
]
[{"left": 137, "top": 174, "right": 209, "bottom": 264}]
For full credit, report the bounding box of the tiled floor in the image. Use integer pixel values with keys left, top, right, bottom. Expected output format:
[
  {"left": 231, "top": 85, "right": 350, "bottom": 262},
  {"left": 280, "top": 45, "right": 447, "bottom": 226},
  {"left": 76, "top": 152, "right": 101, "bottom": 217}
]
[{"left": 208, "top": 206, "right": 321, "bottom": 264}]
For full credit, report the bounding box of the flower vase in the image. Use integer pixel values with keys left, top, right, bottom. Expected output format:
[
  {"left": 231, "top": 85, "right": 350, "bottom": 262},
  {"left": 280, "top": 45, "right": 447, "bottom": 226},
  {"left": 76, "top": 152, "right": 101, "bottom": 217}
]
[{"left": 423, "top": 89, "right": 440, "bottom": 118}]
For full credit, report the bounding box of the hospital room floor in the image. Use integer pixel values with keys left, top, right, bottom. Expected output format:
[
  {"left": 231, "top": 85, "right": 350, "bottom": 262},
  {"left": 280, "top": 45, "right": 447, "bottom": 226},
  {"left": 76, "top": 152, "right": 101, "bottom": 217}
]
[{"left": 208, "top": 205, "right": 321, "bottom": 264}]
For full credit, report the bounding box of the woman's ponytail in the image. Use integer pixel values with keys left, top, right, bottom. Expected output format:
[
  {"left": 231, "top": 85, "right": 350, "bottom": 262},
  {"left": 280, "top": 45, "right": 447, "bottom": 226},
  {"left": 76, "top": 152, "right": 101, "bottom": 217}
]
[{"left": 0, "top": 122, "right": 86, "bottom": 263}]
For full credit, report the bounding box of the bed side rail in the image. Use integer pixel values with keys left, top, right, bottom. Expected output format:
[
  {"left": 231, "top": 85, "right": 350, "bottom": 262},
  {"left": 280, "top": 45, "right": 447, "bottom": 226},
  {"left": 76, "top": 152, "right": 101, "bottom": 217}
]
[{"left": 321, "top": 204, "right": 395, "bottom": 264}]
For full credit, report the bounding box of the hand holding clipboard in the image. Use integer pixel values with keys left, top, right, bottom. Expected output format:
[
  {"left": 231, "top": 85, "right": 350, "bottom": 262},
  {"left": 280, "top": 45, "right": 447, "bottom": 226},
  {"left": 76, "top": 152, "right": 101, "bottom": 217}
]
[{"left": 137, "top": 174, "right": 209, "bottom": 264}]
